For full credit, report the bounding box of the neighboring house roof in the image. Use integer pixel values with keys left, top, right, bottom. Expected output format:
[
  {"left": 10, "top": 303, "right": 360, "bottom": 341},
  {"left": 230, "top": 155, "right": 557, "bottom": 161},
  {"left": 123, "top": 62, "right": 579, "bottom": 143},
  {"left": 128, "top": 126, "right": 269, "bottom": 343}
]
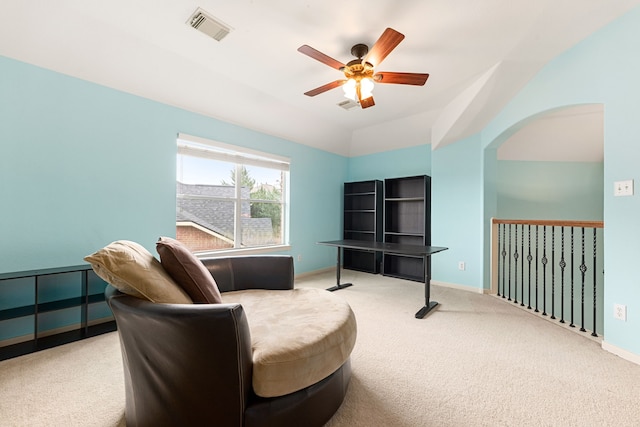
[{"left": 176, "top": 182, "right": 273, "bottom": 243}]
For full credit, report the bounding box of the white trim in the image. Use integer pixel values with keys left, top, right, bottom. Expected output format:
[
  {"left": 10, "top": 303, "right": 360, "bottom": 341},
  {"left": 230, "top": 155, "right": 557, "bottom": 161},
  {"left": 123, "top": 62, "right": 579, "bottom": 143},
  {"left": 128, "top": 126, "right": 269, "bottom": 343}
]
[
  {"left": 195, "top": 244, "right": 291, "bottom": 258},
  {"left": 294, "top": 266, "right": 335, "bottom": 280},
  {"left": 602, "top": 340, "right": 640, "bottom": 366},
  {"left": 431, "top": 280, "right": 487, "bottom": 294},
  {"left": 177, "top": 133, "right": 290, "bottom": 171}
]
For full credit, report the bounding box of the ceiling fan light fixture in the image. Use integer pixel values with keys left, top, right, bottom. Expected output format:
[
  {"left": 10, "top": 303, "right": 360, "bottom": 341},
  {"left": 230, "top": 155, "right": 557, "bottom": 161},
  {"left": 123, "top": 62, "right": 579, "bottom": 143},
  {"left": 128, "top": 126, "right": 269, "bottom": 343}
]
[
  {"left": 343, "top": 77, "right": 374, "bottom": 102},
  {"left": 360, "top": 77, "right": 374, "bottom": 99},
  {"left": 343, "top": 78, "right": 357, "bottom": 101}
]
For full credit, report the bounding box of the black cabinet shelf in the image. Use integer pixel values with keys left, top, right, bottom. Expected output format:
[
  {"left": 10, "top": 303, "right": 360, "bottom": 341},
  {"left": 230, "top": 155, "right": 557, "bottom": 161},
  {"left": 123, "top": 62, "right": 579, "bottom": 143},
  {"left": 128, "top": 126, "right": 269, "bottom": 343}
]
[
  {"left": 383, "top": 176, "right": 431, "bottom": 282},
  {"left": 0, "top": 265, "right": 116, "bottom": 361},
  {"left": 343, "top": 180, "right": 383, "bottom": 273},
  {"left": 345, "top": 191, "right": 376, "bottom": 196},
  {"left": 384, "top": 197, "right": 424, "bottom": 203},
  {"left": 0, "top": 305, "right": 35, "bottom": 321}
]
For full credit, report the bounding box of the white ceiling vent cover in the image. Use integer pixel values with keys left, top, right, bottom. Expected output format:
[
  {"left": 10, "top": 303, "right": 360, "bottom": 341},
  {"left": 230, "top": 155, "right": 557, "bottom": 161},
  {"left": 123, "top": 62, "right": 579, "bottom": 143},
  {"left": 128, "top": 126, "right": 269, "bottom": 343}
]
[
  {"left": 337, "top": 99, "right": 359, "bottom": 110},
  {"left": 187, "top": 8, "right": 232, "bottom": 41}
]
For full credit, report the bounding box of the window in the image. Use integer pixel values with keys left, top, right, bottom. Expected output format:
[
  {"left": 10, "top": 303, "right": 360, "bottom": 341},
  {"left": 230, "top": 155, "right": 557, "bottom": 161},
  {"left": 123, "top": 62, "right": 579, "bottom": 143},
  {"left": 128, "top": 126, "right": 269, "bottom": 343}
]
[{"left": 176, "top": 133, "right": 289, "bottom": 254}]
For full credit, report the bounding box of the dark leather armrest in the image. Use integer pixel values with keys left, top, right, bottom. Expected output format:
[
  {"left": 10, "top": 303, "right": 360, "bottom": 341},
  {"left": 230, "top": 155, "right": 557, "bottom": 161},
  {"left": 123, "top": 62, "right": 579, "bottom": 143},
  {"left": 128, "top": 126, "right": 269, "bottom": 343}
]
[
  {"left": 105, "top": 286, "right": 253, "bottom": 426},
  {"left": 201, "top": 255, "right": 294, "bottom": 293}
]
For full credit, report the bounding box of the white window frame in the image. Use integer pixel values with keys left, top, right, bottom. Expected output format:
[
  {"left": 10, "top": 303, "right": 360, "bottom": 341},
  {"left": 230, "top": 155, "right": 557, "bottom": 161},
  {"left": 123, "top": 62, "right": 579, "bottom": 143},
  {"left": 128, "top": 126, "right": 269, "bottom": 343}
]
[{"left": 177, "top": 133, "right": 291, "bottom": 256}]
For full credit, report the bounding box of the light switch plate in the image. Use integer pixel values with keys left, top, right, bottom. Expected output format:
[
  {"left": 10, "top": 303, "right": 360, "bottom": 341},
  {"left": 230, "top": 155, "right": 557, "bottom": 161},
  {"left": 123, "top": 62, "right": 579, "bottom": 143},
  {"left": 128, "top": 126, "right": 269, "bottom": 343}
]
[{"left": 614, "top": 180, "right": 634, "bottom": 196}]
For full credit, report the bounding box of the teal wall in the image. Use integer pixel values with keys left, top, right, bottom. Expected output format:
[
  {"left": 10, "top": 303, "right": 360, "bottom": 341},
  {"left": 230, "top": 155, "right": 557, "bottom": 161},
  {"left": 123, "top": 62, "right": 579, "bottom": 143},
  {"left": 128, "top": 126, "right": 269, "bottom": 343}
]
[
  {"left": 497, "top": 161, "right": 604, "bottom": 220},
  {"left": 347, "top": 144, "right": 431, "bottom": 182},
  {"left": 0, "top": 55, "right": 346, "bottom": 276},
  {"left": 431, "top": 135, "right": 484, "bottom": 288}
]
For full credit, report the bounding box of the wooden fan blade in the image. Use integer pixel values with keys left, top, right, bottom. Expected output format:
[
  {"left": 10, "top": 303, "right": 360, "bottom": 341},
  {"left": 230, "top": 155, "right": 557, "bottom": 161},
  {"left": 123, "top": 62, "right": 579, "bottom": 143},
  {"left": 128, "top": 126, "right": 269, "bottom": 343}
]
[
  {"left": 297, "top": 45, "right": 345, "bottom": 70},
  {"left": 373, "top": 72, "right": 430, "bottom": 86},
  {"left": 360, "top": 96, "right": 375, "bottom": 109},
  {"left": 364, "top": 28, "right": 405, "bottom": 67},
  {"left": 304, "top": 80, "right": 346, "bottom": 97}
]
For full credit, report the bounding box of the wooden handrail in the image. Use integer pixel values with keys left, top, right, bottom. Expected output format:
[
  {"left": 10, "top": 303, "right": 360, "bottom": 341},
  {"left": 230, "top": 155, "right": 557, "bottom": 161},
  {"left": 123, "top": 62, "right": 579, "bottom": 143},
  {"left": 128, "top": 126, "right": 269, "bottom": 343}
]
[{"left": 492, "top": 219, "right": 604, "bottom": 228}]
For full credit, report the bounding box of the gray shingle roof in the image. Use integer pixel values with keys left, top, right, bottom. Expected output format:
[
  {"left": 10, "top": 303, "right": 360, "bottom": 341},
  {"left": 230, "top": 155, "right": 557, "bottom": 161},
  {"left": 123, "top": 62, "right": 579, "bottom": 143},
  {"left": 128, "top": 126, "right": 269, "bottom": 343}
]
[{"left": 177, "top": 182, "right": 274, "bottom": 244}]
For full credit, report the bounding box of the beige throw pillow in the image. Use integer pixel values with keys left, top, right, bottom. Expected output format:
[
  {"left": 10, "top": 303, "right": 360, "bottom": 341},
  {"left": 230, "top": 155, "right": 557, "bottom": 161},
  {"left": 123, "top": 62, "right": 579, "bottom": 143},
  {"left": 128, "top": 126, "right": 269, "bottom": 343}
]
[
  {"left": 84, "top": 240, "right": 192, "bottom": 304},
  {"left": 156, "top": 236, "right": 222, "bottom": 303}
]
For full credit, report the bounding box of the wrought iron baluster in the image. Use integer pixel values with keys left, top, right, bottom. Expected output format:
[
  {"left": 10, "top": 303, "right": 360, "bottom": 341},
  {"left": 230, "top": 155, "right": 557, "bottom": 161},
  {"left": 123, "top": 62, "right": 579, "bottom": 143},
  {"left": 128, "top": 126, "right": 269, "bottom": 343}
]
[
  {"left": 551, "top": 226, "right": 556, "bottom": 319},
  {"left": 501, "top": 224, "right": 507, "bottom": 298},
  {"left": 559, "top": 227, "right": 566, "bottom": 324},
  {"left": 513, "top": 225, "right": 519, "bottom": 304},
  {"left": 535, "top": 225, "right": 539, "bottom": 313},
  {"left": 527, "top": 225, "right": 532, "bottom": 309},
  {"left": 542, "top": 226, "right": 548, "bottom": 316},
  {"left": 570, "top": 227, "right": 575, "bottom": 328},
  {"left": 580, "top": 228, "right": 587, "bottom": 332},
  {"left": 508, "top": 224, "right": 512, "bottom": 301},
  {"left": 592, "top": 228, "right": 598, "bottom": 337},
  {"left": 520, "top": 224, "right": 525, "bottom": 306},
  {"left": 497, "top": 224, "right": 502, "bottom": 297}
]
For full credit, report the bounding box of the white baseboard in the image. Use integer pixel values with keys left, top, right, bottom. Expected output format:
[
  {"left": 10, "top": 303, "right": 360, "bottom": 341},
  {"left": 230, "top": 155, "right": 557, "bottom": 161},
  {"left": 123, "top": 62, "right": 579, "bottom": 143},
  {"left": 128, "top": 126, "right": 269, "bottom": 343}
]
[
  {"left": 294, "top": 266, "right": 334, "bottom": 279},
  {"left": 602, "top": 340, "right": 640, "bottom": 366},
  {"left": 295, "top": 269, "right": 489, "bottom": 295},
  {"left": 431, "top": 280, "right": 487, "bottom": 294}
]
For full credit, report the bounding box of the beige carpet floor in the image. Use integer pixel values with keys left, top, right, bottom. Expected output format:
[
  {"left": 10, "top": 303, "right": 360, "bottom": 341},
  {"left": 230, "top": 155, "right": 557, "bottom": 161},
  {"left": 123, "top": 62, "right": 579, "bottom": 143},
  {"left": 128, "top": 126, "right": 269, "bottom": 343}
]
[{"left": 1, "top": 269, "right": 640, "bottom": 426}]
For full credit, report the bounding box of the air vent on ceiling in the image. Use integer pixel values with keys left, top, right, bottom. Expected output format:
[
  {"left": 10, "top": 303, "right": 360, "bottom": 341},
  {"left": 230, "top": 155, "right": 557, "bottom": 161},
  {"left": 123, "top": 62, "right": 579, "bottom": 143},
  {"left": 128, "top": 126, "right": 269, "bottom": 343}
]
[
  {"left": 187, "top": 8, "right": 232, "bottom": 41},
  {"left": 337, "top": 99, "right": 359, "bottom": 110}
]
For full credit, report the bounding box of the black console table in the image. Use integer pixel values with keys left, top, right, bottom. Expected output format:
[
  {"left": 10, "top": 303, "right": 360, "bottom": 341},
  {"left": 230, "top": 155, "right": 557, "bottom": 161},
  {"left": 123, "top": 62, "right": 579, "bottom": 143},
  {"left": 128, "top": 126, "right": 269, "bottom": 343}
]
[{"left": 317, "top": 239, "right": 448, "bottom": 318}]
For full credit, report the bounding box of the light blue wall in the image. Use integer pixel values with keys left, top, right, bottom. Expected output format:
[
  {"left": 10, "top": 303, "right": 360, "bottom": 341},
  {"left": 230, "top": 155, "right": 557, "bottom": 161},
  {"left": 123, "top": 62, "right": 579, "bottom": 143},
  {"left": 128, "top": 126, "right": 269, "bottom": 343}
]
[
  {"left": 431, "top": 135, "right": 484, "bottom": 288},
  {"left": 497, "top": 161, "right": 604, "bottom": 220},
  {"left": 347, "top": 144, "right": 431, "bottom": 182},
  {"left": 0, "top": 55, "right": 346, "bottom": 276},
  {"left": 481, "top": 6, "right": 640, "bottom": 355},
  {"left": 347, "top": 141, "right": 485, "bottom": 289},
  {"left": 482, "top": 148, "right": 498, "bottom": 289}
]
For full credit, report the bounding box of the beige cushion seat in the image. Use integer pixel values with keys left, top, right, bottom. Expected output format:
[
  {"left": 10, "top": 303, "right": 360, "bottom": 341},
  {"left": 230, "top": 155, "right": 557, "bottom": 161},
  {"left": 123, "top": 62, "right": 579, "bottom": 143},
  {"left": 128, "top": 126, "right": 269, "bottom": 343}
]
[{"left": 221, "top": 288, "right": 357, "bottom": 398}]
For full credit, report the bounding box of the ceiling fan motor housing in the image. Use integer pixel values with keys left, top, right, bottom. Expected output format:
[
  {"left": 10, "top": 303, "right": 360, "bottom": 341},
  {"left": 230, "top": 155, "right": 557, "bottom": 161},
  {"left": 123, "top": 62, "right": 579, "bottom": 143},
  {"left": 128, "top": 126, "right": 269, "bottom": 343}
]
[
  {"left": 350, "top": 43, "right": 369, "bottom": 59},
  {"left": 343, "top": 44, "right": 374, "bottom": 79}
]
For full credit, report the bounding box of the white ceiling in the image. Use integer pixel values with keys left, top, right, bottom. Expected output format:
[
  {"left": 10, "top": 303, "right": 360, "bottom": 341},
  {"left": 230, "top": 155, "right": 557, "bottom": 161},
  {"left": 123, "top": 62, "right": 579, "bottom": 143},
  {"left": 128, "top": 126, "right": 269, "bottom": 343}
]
[
  {"left": 498, "top": 104, "right": 604, "bottom": 162},
  {"left": 1, "top": 1, "right": 636, "bottom": 158}
]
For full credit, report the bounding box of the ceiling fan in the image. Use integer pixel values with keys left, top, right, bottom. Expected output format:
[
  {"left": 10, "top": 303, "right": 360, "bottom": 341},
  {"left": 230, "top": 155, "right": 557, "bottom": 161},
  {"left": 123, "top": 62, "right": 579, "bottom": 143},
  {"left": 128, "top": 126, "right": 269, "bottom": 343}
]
[{"left": 297, "top": 28, "right": 429, "bottom": 109}]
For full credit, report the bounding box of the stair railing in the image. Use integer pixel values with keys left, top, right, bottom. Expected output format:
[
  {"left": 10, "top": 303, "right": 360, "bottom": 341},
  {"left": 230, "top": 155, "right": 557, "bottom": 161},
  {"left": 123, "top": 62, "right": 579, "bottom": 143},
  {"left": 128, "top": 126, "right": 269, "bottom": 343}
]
[{"left": 491, "top": 219, "right": 604, "bottom": 337}]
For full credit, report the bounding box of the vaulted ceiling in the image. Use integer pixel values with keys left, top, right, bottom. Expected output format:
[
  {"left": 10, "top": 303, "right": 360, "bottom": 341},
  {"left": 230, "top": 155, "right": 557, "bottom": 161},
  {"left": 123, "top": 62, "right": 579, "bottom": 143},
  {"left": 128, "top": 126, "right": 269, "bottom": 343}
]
[{"left": 1, "top": 1, "right": 637, "bottom": 158}]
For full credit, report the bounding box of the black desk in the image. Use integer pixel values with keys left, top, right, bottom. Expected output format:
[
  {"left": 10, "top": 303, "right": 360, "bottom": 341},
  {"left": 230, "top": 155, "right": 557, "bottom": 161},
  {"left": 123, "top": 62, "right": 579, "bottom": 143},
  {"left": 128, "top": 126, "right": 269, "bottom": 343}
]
[{"left": 317, "top": 240, "right": 448, "bottom": 319}]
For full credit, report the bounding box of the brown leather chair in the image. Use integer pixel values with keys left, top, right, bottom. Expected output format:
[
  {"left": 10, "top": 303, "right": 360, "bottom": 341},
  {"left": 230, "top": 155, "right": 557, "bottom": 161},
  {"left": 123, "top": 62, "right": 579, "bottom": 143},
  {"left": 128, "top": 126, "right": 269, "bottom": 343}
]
[{"left": 106, "top": 255, "right": 351, "bottom": 427}]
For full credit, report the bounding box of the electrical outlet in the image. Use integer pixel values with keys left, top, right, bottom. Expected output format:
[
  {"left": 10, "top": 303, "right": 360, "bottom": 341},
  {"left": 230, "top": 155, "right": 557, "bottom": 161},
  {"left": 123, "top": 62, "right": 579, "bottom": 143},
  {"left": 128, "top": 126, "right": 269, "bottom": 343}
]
[
  {"left": 614, "top": 180, "right": 634, "bottom": 197},
  {"left": 458, "top": 261, "right": 465, "bottom": 271},
  {"left": 614, "top": 304, "right": 627, "bottom": 321}
]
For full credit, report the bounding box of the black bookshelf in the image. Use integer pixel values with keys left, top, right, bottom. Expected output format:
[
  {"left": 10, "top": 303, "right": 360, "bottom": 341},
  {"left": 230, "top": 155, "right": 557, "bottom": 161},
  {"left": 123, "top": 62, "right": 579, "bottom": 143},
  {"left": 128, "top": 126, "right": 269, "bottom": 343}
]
[
  {"left": 383, "top": 175, "right": 431, "bottom": 282},
  {"left": 343, "top": 180, "right": 383, "bottom": 273}
]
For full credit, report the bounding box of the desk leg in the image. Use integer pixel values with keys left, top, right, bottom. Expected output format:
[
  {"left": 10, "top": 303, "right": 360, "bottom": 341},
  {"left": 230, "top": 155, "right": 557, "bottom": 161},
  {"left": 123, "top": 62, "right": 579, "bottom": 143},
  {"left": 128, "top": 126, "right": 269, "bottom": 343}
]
[
  {"left": 326, "top": 247, "right": 353, "bottom": 292},
  {"left": 415, "top": 255, "right": 438, "bottom": 318}
]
